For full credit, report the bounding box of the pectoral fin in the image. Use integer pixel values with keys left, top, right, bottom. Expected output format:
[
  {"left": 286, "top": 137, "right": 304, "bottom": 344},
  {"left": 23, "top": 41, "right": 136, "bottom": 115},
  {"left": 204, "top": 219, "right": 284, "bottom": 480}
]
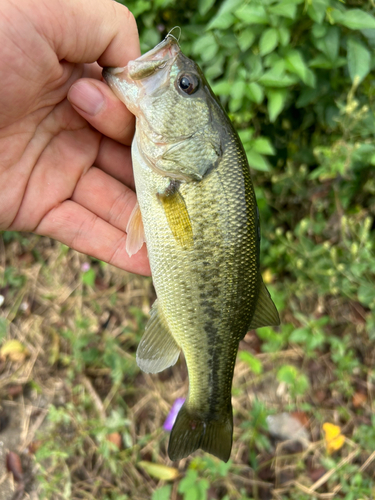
[
  {"left": 155, "top": 132, "right": 221, "bottom": 181},
  {"left": 136, "top": 300, "right": 180, "bottom": 374},
  {"left": 157, "top": 190, "right": 193, "bottom": 249},
  {"left": 125, "top": 202, "right": 145, "bottom": 257},
  {"left": 248, "top": 280, "right": 280, "bottom": 330}
]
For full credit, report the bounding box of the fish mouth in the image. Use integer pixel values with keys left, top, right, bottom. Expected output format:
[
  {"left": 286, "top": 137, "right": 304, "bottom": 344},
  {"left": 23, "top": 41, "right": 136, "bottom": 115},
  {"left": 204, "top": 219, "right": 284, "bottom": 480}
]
[
  {"left": 136, "top": 35, "right": 180, "bottom": 64},
  {"left": 103, "top": 36, "right": 180, "bottom": 81}
]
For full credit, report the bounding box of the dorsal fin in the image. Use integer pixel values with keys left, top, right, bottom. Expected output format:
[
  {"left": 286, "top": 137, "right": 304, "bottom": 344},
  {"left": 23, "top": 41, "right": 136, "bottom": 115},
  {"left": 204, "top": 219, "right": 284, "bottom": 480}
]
[
  {"left": 136, "top": 300, "right": 180, "bottom": 373},
  {"left": 249, "top": 279, "right": 280, "bottom": 330}
]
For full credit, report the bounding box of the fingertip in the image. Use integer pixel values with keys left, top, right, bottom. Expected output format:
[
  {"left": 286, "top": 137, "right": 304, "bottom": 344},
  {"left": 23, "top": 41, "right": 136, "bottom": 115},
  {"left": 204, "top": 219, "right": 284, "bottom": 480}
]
[
  {"left": 68, "top": 80, "right": 105, "bottom": 116},
  {"left": 99, "top": 2, "right": 141, "bottom": 66},
  {"left": 68, "top": 79, "right": 135, "bottom": 145}
]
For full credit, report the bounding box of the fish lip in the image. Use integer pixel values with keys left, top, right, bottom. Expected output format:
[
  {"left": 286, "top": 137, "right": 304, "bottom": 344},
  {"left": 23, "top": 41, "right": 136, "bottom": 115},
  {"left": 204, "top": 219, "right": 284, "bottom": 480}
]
[
  {"left": 136, "top": 35, "right": 180, "bottom": 63},
  {"left": 102, "top": 35, "right": 180, "bottom": 82},
  {"left": 102, "top": 66, "right": 125, "bottom": 81}
]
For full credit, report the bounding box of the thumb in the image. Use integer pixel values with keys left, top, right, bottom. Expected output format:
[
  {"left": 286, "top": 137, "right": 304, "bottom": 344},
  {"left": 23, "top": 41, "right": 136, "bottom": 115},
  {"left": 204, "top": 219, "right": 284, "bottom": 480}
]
[{"left": 68, "top": 78, "right": 135, "bottom": 146}]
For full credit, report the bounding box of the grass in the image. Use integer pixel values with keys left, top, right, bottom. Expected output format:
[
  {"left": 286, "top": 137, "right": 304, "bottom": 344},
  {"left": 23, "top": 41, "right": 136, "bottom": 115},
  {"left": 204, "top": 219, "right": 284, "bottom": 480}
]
[{"left": 1, "top": 230, "right": 375, "bottom": 500}]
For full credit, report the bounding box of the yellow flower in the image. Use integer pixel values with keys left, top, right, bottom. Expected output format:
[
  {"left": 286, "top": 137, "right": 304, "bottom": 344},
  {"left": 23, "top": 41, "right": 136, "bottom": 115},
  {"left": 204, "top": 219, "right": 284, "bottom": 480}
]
[{"left": 322, "top": 423, "right": 345, "bottom": 454}]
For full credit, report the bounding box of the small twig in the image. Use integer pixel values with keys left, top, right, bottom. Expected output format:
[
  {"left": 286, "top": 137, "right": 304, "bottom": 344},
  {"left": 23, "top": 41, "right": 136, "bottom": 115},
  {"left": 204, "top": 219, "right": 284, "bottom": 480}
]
[
  {"left": 358, "top": 450, "right": 375, "bottom": 474},
  {"left": 81, "top": 375, "right": 106, "bottom": 421},
  {"left": 310, "top": 448, "right": 359, "bottom": 492},
  {"left": 102, "top": 381, "right": 121, "bottom": 412},
  {"left": 10, "top": 484, "right": 25, "bottom": 500},
  {"left": 20, "top": 407, "right": 49, "bottom": 451}
]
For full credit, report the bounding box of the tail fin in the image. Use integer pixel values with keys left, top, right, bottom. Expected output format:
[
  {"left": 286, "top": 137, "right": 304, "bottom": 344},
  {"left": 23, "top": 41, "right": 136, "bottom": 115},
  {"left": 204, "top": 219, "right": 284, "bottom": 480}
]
[{"left": 168, "top": 404, "right": 233, "bottom": 462}]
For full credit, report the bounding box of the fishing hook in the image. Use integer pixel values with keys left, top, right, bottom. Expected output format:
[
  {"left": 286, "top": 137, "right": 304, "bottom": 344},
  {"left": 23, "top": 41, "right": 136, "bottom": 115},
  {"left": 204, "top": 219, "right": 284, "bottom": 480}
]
[{"left": 166, "top": 26, "right": 181, "bottom": 44}]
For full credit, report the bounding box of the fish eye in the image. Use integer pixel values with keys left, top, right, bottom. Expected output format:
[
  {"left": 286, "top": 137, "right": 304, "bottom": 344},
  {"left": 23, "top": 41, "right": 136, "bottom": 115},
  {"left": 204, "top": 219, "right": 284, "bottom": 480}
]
[{"left": 177, "top": 73, "right": 199, "bottom": 95}]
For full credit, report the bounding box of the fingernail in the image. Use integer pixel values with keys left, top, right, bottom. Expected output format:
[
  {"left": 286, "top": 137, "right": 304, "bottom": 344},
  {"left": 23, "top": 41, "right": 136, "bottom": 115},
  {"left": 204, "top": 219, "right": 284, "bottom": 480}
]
[{"left": 68, "top": 81, "right": 104, "bottom": 116}]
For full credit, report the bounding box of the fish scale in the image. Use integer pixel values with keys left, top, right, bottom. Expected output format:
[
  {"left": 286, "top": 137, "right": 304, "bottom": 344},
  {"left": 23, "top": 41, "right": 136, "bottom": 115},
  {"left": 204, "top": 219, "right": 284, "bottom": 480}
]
[{"left": 103, "top": 34, "right": 279, "bottom": 462}]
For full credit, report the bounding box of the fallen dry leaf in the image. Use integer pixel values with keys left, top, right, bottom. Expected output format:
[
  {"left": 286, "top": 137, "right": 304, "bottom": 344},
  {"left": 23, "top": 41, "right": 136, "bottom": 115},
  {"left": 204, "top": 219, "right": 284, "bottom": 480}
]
[
  {"left": 27, "top": 440, "right": 42, "bottom": 455},
  {"left": 0, "top": 340, "right": 29, "bottom": 362},
  {"left": 352, "top": 392, "right": 367, "bottom": 408},
  {"left": 106, "top": 432, "right": 122, "bottom": 450},
  {"left": 291, "top": 411, "right": 309, "bottom": 428},
  {"left": 7, "top": 384, "right": 23, "bottom": 398},
  {"left": 6, "top": 451, "right": 23, "bottom": 482},
  {"left": 139, "top": 461, "right": 179, "bottom": 480},
  {"left": 309, "top": 466, "right": 326, "bottom": 482},
  {"left": 322, "top": 422, "right": 345, "bottom": 454}
]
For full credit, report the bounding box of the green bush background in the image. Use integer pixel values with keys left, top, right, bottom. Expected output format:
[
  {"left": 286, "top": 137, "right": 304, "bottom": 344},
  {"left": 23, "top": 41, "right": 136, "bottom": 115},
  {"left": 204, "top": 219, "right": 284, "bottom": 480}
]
[{"left": 122, "top": 0, "right": 375, "bottom": 345}]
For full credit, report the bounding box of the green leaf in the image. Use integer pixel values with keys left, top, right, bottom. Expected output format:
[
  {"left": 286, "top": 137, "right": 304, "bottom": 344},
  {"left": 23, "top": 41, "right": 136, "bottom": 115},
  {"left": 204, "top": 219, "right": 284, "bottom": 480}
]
[
  {"left": 258, "top": 65, "right": 298, "bottom": 87},
  {"left": 239, "top": 351, "right": 263, "bottom": 374},
  {"left": 296, "top": 87, "right": 320, "bottom": 107},
  {"left": 197, "top": 478, "right": 209, "bottom": 497},
  {"left": 192, "top": 33, "right": 218, "bottom": 62},
  {"left": 234, "top": 5, "right": 269, "bottom": 24},
  {"left": 314, "top": 26, "right": 340, "bottom": 62},
  {"left": 237, "top": 29, "right": 256, "bottom": 51},
  {"left": 308, "top": 54, "right": 334, "bottom": 69},
  {"left": 246, "top": 151, "right": 271, "bottom": 171},
  {"left": 229, "top": 97, "right": 243, "bottom": 113},
  {"left": 278, "top": 26, "right": 291, "bottom": 47},
  {"left": 358, "top": 283, "right": 374, "bottom": 306},
  {"left": 211, "top": 81, "right": 232, "bottom": 96},
  {"left": 152, "top": 485, "right": 172, "bottom": 500},
  {"left": 269, "top": 1, "right": 297, "bottom": 19},
  {"left": 207, "top": 12, "right": 235, "bottom": 30},
  {"left": 252, "top": 137, "right": 275, "bottom": 155},
  {"left": 347, "top": 37, "right": 371, "bottom": 84},
  {"left": 178, "top": 470, "right": 198, "bottom": 495},
  {"left": 309, "top": 54, "right": 346, "bottom": 69},
  {"left": 307, "top": 0, "right": 328, "bottom": 24},
  {"left": 82, "top": 268, "right": 96, "bottom": 287},
  {"left": 0, "top": 317, "right": 7, "bottom": 342},
  {"left": 207, "top": 0, "right": 243, "bottom": 29},
  {"left": 129, "top": 0, "right": 151, "bottom": 17},
  {"left": 333, "top": 8, "right": 375, "bottom": 30},
  {"left": 215, "top": 0, "right": 243, "bottom": 15},
  {"left": 277, "top": 365, "right": 298, "bottom": 385},
  {"left": 259, "top": 28, "right": 279, "bottom": 56},
  {"left": 246, "top": 54, "right": 264, "bottom": 80},
  {"left": 284, "top": 49, "right": 309, "bottom": 83},
  {"left": 362, "top": 28, "right": 375, "bottom": 48},
  {"left": 289, "top": 327, "right": 310, "bottom": 343},
  {"left": 312, "top": 23, "right": 327, "bottom": 38},
  {"left": 267, "top": 89, "right": 289, "bottom": 122},
  {"left": 230, "top": 80, "right": 246, "bottom": 100},
  {"left": 198, "top": 0, "right": 216, "bottom": 16},
  {"left": 238, "top": 128, "right": 254, "bottom": 143},
  {"left": 246, "top": 82, "right": 264, "bottom": 103}
]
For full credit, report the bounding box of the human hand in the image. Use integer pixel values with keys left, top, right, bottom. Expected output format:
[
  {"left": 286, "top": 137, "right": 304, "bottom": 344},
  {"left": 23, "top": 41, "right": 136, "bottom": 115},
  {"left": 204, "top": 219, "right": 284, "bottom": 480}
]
[{"left": 0, "top": 0, "right": 150, "bottom": 276}]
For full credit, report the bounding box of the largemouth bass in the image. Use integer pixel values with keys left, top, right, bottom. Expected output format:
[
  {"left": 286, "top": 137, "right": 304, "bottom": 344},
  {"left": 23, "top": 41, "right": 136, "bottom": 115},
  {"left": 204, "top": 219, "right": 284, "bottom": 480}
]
[{"left": 103, "top": 34, "right": 279, "bottom": 462}]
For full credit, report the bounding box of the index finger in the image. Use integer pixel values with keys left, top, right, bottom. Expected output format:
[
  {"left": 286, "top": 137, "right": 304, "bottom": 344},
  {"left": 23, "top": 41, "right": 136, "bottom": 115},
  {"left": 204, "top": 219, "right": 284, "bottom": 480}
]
[{"left": 40, "top": 0, "right": 141, "bottom": 67}]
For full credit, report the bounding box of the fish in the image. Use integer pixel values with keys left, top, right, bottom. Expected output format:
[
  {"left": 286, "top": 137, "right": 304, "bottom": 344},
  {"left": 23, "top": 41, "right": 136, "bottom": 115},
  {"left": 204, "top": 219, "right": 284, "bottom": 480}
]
[{"left": 103, "top": 32, "right": 280, "bottom": 463}]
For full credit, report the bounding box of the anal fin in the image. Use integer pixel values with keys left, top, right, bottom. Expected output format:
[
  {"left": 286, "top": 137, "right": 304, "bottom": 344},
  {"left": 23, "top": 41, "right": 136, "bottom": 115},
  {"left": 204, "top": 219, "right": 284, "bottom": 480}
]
[
  {"left": 126, "top": 201, "right": 145, "bottom": 257},
  {"left": 249, "top": 279, "right": 280, "bottom": 330},
  {"left": 136, "top": 300, "right": 180, "bottom": 374}
]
